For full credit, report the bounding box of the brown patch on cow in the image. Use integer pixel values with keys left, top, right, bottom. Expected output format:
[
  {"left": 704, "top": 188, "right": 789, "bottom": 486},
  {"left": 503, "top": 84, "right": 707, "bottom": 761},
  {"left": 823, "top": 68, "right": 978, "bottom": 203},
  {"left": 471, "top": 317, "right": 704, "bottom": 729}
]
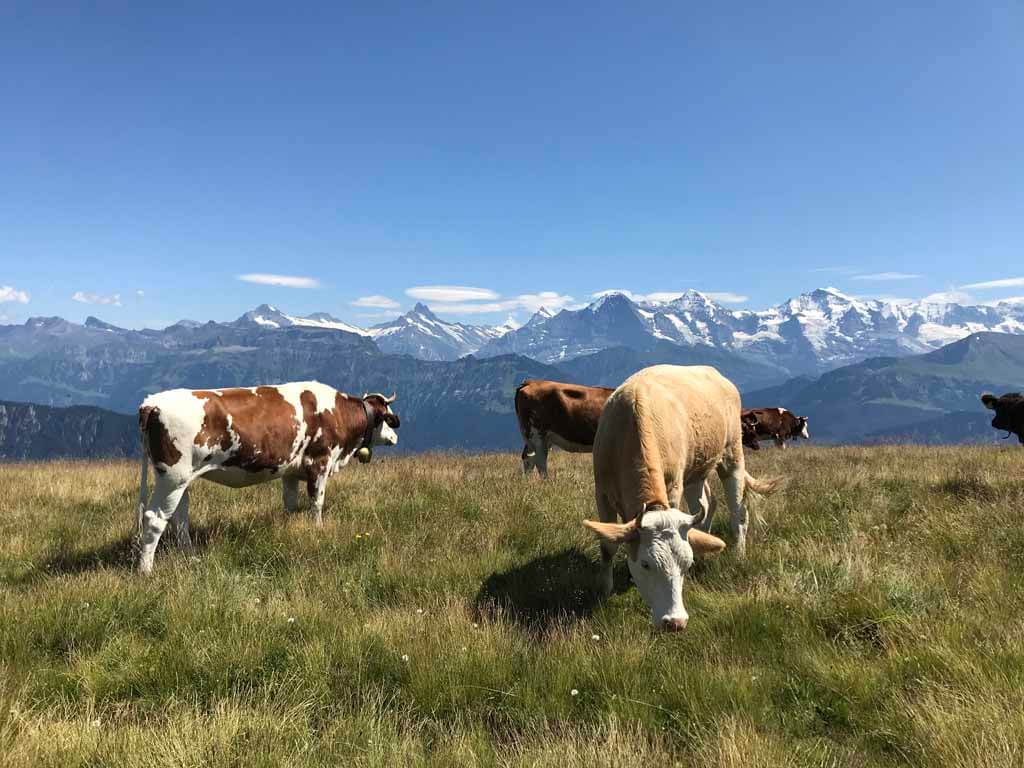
[
  {"left": 515, "top": 380, "right": 614, "bottom": 446},
  {"left": 192, "top": 387, "right": 300, "bottom": 472},
  {"left": 139, "top": 405, "right": 181, "bottom": 472},
  {"left": 300, "top": 392, "right": 366, "bottom": 468}
]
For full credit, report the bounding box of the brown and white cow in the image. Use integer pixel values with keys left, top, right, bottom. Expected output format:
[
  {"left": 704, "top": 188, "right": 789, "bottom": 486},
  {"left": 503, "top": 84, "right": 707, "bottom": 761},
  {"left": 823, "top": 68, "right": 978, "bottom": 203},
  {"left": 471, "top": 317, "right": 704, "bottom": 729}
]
[
  {"left": 585, "top": 365, "right": 779, "bottom": 631},
  {"left": 981, "top": 392, "right": 1024, "bottom": 443},
  {"left": 134, "top": 382, "right": 400, "bottom": 574},
  {"left": 514, "top": 379, "right": 614, "bottom": 477},
  {"left": 742, "top": 407, "right": 809, "bottom": 448}
]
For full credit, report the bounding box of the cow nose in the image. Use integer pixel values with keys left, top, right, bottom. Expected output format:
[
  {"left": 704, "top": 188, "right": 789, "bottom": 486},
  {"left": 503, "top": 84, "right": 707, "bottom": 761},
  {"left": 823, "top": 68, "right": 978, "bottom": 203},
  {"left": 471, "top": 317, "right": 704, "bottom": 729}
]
[{"left": 661, "top": 616, "right": 687, "bottom": 632}]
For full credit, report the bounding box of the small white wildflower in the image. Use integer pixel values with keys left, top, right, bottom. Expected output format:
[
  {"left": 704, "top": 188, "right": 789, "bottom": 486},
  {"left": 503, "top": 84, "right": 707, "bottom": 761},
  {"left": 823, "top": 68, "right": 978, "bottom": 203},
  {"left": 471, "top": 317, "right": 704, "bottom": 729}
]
[
  {"left": 591, "top": 634, "right": 600, "bottom": 641},
  {"left": 416, "top": 608, "right": 423, "bottom": 615},
  {"left": 401, "top": 654, "right": 409, "bottom": 662},
  {"left": 472, "top": 622, "right": 479, "bottom": 629},
  {"left": 570, "top": 689, "right": 579, "bottom": 697},
  {"left": 92, "top": 718, "right": 101, "bottom": 727},
  {"left": 461, "top": 646, "right": 467, "bottom": 652},
  {"left": 287, "top": 617, "right": 296, "bottom": 624},
  {"left": 254, "top": 598, "right": 261, "bottom": 605},
  {"left": 83, "top": 603, "right": 90, "bottom": 609}
]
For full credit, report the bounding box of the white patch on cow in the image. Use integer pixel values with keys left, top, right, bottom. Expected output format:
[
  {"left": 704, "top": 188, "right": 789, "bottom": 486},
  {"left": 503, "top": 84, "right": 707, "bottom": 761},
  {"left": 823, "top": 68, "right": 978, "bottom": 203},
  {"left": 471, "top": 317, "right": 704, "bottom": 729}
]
[
  {"left": 627, "top": 508, "right": 697, "bottom": 629},
  {"left": 800, "top": 422, "right": 809, "bottom": 439}
]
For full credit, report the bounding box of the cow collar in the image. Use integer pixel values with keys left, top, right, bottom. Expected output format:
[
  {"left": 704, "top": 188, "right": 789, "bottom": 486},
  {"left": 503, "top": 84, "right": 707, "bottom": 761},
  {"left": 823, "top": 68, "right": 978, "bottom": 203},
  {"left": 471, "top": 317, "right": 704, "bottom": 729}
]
[{"left": 360, "top": 399, "right": 377, "bottom": 450}]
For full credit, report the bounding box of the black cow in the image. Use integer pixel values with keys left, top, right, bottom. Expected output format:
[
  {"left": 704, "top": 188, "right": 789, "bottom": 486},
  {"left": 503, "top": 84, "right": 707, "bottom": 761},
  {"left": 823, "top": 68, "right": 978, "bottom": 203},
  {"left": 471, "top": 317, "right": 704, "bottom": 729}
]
[{"left": 981, "top": 392, "right": 1024, "bottom": 443}]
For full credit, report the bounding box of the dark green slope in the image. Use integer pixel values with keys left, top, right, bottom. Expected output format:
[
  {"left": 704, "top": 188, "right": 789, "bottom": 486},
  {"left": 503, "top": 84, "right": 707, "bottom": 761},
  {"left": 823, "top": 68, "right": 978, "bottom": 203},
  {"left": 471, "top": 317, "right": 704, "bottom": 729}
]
[{"left": 742, "top": 333, "right": 1024, "bottom": 442}]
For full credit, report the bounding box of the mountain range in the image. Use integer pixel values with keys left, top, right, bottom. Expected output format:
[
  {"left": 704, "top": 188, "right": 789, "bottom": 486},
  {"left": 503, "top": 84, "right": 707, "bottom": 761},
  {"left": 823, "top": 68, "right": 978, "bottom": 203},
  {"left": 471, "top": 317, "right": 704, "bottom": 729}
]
[
  {"left": 169, "top": 288, "right": 1024, "bottom": 377},
  {"left": 476, "top": 289, "right": 1024, "bottom": 377},
  {"left": 2, "top": 290, "right": 1023, "bottom": 459}
]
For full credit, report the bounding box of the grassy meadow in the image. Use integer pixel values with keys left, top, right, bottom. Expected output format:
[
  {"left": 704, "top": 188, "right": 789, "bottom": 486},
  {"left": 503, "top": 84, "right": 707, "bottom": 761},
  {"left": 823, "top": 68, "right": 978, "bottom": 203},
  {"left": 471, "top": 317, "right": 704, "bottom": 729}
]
[{"left": 2, "top": 446, "right": 1024, "bottom": 766}]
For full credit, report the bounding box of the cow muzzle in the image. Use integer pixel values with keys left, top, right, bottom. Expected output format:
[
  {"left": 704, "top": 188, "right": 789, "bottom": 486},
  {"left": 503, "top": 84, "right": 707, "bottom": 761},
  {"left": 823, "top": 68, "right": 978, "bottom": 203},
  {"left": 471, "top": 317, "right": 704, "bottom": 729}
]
[{"left": 661, "top": 616, "right": 688, "bottom": 632}]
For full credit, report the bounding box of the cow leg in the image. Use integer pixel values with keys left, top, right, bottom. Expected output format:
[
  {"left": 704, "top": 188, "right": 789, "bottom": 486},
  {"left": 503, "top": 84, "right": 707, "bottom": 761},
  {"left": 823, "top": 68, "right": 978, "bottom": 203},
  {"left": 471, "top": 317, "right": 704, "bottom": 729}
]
[
  {"left": 533, "top": 438, "right": 549, "bottom": 479},
  {"left": 684, "top": 479, "right": 714, "bottom": 533},
  {"left": 717, "top": 464, "right": 749, "bottom": 558},
  {"left": 282, "top": 476, "right": 300, "bottom": 514},
  {"left": 521, "top": 443, "right": 536, "bottom": 476},
  {"left": 138, "top": 475, "right": 188, "bottom": 575},
  {"left": 306, "top": 469, "right": 327, "bottom": 527},
  {"left": 170, "top": 488, "right": 193, "bottom": 554}
]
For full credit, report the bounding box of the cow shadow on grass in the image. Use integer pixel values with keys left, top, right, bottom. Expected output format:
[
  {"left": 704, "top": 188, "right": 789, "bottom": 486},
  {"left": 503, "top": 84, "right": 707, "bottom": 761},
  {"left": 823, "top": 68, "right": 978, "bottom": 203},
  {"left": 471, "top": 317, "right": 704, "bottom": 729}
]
[
  {"left": 473, "top": 547, "right": 633, "bottom": 637},
  {"left": 20, "top": 514, "right": 285, "bottom": 583}
]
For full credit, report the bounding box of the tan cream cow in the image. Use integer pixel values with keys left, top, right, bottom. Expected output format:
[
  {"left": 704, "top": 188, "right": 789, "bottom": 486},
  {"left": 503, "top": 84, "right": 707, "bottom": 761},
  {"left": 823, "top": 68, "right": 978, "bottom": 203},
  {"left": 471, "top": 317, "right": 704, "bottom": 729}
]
[{"left": 585, "top": 365, "right": 779, "bottom": 631}]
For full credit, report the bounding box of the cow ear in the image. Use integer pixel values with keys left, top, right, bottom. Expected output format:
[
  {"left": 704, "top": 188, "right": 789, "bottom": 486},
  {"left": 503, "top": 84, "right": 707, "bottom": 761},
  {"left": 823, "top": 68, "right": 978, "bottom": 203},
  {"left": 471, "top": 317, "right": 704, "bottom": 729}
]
[
  {"left": 383, "top": 413, "right": 400, "bottom": 428},
  {"left": 981, "top": 393, "right": 998, "bottom": 410},
  {"left": 583, "top": 518, "right": 639, "bottom": 543},
  {"left": 687, "top": 528, "right": 726, "bottom": 557}
]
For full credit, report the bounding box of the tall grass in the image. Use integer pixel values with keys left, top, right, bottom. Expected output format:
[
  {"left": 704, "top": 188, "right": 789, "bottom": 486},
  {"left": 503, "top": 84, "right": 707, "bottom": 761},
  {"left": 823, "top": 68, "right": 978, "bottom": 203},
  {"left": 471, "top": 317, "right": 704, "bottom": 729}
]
[{"left": 1, "top": 446, "right": 1023, "bottom": 766}]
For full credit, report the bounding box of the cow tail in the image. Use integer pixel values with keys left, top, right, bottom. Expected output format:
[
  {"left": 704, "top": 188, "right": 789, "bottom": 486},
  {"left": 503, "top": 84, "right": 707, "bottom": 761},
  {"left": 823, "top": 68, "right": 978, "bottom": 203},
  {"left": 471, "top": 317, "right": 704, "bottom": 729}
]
[
  {"left": 136, "top": 406, "right": 155, "bottom": 537},
  {"left": 513, "top": 381, "right": 532, "bottom": 442},
  {"left": 743, "top": 470, "right": 781, "bottom": 498}
]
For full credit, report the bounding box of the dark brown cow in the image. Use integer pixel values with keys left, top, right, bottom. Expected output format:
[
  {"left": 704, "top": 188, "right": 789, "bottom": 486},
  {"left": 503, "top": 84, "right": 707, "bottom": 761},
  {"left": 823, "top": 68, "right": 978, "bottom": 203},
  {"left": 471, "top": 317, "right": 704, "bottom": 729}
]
[
  {"left": 135, "top": 381, "right": 400, "bottom": 574},
  {"left": 514, "top": 379, "right": 614, "bottom": 477},
  {"left": 742, "top": 407, "right": 809, "bottom": 449},
  {"left": 740, "top": 411, "right": 761, "bottom": 450},
  {"left": 981, "top": 392, "right": 1024, "bottom": 443}
]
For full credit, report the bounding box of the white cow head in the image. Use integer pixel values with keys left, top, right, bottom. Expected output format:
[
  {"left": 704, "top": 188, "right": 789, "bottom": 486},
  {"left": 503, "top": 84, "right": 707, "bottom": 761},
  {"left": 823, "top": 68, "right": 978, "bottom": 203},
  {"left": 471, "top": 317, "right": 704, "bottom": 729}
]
[
  {"left": 584, "top": 504, "right": 725, "bottom": 631},
  {"left": 363, "top": 393, "right": 400, "bottom": 447}
]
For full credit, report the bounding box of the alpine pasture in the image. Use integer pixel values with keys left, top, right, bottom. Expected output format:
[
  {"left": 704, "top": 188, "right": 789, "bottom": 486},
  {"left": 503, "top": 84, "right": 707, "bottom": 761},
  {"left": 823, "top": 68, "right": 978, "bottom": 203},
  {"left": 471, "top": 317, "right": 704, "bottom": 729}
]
[{"left": 2, "top": 446, "right": 1023, "bottom": 767}]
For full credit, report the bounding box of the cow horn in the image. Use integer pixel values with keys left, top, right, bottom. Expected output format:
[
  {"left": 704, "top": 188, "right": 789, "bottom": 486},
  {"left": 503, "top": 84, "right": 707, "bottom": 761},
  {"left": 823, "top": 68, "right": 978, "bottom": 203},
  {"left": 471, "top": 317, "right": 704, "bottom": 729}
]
[
  {"left": 385, "top": 392, "right": 397, "bottom": 404},
  {"left": 678, "top": 510, "right": 699, "bottom": 528},
  {"left": 1003, "top": 431, "right": 1012, "bottom": 440}
]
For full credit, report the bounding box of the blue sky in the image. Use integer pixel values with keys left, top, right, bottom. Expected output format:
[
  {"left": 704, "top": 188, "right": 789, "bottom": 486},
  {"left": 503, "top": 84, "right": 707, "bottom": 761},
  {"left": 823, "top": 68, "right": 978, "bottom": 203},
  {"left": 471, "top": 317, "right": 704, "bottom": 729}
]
[{"left": 1, "top": 2, "right": 1022, "bottom": 328}]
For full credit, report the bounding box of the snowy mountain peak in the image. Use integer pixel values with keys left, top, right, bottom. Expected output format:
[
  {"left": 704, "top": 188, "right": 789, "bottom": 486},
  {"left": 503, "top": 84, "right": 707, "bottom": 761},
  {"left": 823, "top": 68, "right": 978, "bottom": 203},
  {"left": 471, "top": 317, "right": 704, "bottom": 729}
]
[
  {"left": 235, "top": 305, "right": 368, "bottom": 335},
  {"left": 410, "top": 302, "right": 440, "bottom": 320},
  {"left": 367, "top": 304, "right": 514, "bottom": 361},
  {"left": 475, "top": 287, "right": 1024, "bottom": 377}
]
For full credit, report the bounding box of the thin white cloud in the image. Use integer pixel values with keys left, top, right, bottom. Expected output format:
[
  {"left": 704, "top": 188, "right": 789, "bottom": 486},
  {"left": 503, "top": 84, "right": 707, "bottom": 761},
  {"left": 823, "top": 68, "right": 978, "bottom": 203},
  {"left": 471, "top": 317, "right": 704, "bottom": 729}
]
[
  {"left": 961, "top": 276, "right": 1024, "bottom": 290},
  {"left": 429, "top": 291, "right": 575, "bottom": 315},
  {"left": 72, "top": 291, "right": 121, "bottom": 306},
  {"left": 921, "top": 290, "right": 974, "bottom": 304},
  {"left": 406, "top": 285, "right": 500, "bottom": 302},
  {"left": 136, "top": 289, "right": 145, "bottom": 298},
  {"left": 238, "top": 273, "right": 320, "bottom": 288},
  {"left": 592, "top": 289, "right": 748, "bottom": 304},
  {"left": 593, "top": 289, "right": 643, "bottom": 301},
  {"left": 809, "top": 266, "right": 855, "bottom": 274},
  {"left": 851, "top": 272, "right": 921, "bottom": 281},
  {"left": 0, "top": 285, "right": 30, "bottom": 304},
  {"left": 351, "top": 295, "right": 400, "bottom": 309},
  {"left": 702, "top": 292, "right": 749, "bottom": 304}
]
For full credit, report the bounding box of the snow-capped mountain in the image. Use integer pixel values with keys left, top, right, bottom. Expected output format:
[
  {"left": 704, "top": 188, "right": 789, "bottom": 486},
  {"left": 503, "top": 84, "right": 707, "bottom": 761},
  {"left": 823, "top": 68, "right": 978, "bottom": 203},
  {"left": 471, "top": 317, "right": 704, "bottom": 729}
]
[
  {"left": 476, "top": 288, "right": 1024, "bottom": 377},
  {"left": 233, "top": 304, "right": 369, "bottom": 336},
  {"left": 367, "top": 303, "right": 513, "bottom": 361}
]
